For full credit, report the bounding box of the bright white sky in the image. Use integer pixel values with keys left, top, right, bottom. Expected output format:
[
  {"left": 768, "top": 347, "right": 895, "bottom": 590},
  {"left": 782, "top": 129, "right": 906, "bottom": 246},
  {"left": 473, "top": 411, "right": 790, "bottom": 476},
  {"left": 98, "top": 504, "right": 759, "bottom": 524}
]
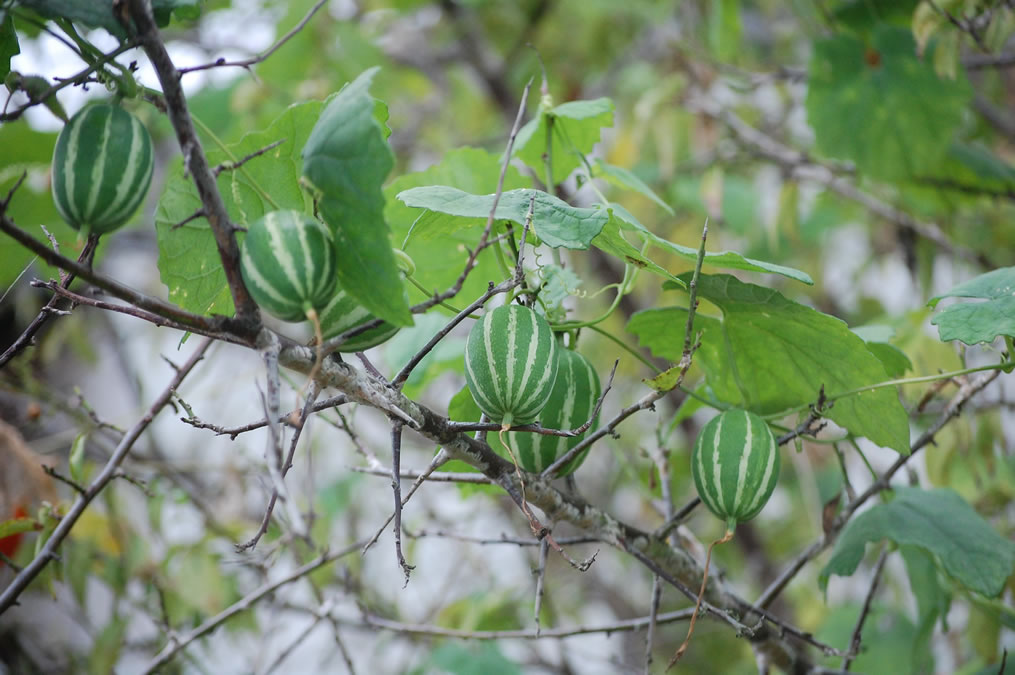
[{"left": 7, "top": 2, "right": 277, "bottom": 131}]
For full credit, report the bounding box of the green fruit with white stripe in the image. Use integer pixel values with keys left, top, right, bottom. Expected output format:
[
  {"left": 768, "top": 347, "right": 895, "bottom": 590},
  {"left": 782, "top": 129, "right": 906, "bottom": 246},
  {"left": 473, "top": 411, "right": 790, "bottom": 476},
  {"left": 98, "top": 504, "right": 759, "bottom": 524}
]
[
  {"left": 690, "top": 409, "right": 780, "bottom": 533},
  {"left": 506, "top": 347, "right": 600, "bottom": 475},
  {"left": 465, "top": 304, "right": 559, "bottom": 427},
  {"left": 320, "top": 287, "right": 399, "bottom": 352},
  {"left": 240, "top": 210, "right": 337, "bottom": 322},
  {"left": 51, "top": 104, "right": 154, "bottom": 235}
]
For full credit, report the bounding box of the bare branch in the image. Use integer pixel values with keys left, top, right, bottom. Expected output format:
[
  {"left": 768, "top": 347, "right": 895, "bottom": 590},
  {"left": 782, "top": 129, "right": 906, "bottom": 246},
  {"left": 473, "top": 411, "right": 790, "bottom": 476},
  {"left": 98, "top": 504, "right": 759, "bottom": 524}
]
[
  {"left": 124, "top": 0, "right": 260, "bottom": 320},
  {"left": 177, "top": 0, "right": 330, "bottom": 75}
]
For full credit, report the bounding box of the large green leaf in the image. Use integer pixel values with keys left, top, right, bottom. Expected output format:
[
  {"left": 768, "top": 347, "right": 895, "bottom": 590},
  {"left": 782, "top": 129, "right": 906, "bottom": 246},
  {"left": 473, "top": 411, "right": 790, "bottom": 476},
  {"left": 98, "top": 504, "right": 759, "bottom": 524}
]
[
  {"left": 18, "top": 0, "right": 199, "bottom": 36},
  {"left": 590, "top": 218, "right": 684, "bottom": 286},
  {"left": 610, "top": 202, "right": 814, "bottom": 284},
  {"left": 156, "top": 100, "right": 324, "bottom": 317},
  {"left": 0, "top": 12, "right": 19, "bottom": 82},
  {"left": 512, "top": 97, "right": 614, "bottom": 185},
  {"left": 806, "top": 25, "right": 971, "bottom": 180},
  {"left": 821, "top": 487, "right": 1015, "bottom": 597},
  {"left": 397, "top": 186, "right": 607, "bottom": 250},
  {"left": 901, "top": 546, "right": 948, "bottom": 674},
  {"left": 628, "top": 274, "right": 911, "bottom": 454},
  {"left": 928, "top": 267, "right": 1015, "bottom": 345},
  {"left": 302, "top": 67, "right": 411, "bottom": 327},
  {"left": 384, "top": 147, "right": 525, "bottom": 304}
]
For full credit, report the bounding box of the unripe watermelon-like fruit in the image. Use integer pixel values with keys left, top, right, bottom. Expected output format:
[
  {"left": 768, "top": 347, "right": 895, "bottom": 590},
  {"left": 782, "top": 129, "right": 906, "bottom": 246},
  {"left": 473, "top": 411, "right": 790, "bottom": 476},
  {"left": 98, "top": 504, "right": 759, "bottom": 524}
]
[
  {"left": 506, "top": 347, "right": 600, "bottom": 475},
  {"left": 51, "top": 104, "right": 154, "bottom": 236},
  {"left": 691, "top": 409, "right": 780, "bottom": 533},
  {"left": 319, "top": 287, "right": 399, "bottom": 352},
  {"left": 239, "top": 210, "right": 337, "bottom": 322},
  {"left": 465, "top": 304, "right": 559, "bottom": 427}
]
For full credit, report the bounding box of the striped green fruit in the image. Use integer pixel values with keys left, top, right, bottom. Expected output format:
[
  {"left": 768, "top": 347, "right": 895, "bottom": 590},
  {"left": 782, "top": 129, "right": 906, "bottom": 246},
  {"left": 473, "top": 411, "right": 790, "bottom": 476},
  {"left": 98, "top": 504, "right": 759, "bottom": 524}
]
[
  {"left": 51, "top": 104, "right": 154, "bottom": 236},
  {"left": 506, "top": 347, "right": 600, "bottom": 475},
  {"left": 690, "top": 409, "right": 780, "bottom": 533},
  {"left": 239, "top": 210, "right": 337, "bottom": 322},
  {"left": 320, "top": 287, "right": 399, "bottom": 352},
  {"left": 465, "top": 304, "right": 559, "bottom": 427}
]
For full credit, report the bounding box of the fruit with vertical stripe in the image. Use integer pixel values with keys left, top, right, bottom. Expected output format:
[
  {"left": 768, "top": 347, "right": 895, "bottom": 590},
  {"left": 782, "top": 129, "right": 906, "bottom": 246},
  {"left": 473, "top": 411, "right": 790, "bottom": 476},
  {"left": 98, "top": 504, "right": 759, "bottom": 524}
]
[
  {"left": 320, "top": 287, "right": 400, "bottom": 352},
  {"left": 506, "top": 347, "right": 600, "bottom": 474},
  {"left": 690, "top": 408, "right": 780, "bottom": 533},
  {"left": 239, "top": 210, "right": 337, "bottom": 322},
  {"left": 51, "top": 103, "right": 154, "bottom": 236},
  {"left": 464, "top": 304, "right": 559, "bottom": 427}
]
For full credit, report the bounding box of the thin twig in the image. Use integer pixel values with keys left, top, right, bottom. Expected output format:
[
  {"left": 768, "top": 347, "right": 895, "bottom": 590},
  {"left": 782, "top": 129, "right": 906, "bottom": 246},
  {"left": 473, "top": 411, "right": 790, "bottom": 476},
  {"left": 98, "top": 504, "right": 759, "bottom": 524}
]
[
  {"left": 387, "top": 78, "right": 534, "bottom": 385},
  {"left": 0, "top": 233, "right": 100, "bottom": 367},
  {"left": 237, "top": 382, "right": 321, "bottom": 552},
  {"left": 390, "top": 421, "right": 415, "bottom": 585},
  {"left": 142, "top": 541, "right": 364, "bottom": 673},
  {"left": 534, "top": 537, "right": 549, "bottom": 635},
  {"left": 177, "top": 0, "right": 330, "bottom": 75},
  {"left": 125, "top": 0, "right": 260, "bottom": 320},
  {"left": 842, "top": 547, "right": 889, "bottom": 671},
  {"left": 183, "top": 394, "right": 348, "bottom": 439}
]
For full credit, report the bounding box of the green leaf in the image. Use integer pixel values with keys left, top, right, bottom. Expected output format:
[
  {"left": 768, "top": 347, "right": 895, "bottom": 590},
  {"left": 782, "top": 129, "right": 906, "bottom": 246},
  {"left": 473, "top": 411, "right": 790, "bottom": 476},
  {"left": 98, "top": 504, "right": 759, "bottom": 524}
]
[
  {"left": 386, "top": 147, "right": 526, "bottom": 304},
  {"left": 590, "top": 218, "right": 684, "bottom": 286},
  {"left": 87, "top": 615, "right": 127, "bottom": 675},
  {"left": 610, "top": 202, "right": 813, "bottom": 284},
  {"left": 0, "top": 121, "right": 75, "bottom": 289},
  {"left": 901, "top": 545, "right": 948, "bottom": 674},
  {"left": 593, "top": 159, "right": 673, "bottom": 214},
  {"left": 397, "top": 186, "right": 608, "bottom": 250},
  {"left": 384, "top": 313, "right": 465, "bottom": 398},
  {"left": 302, "top": 68, "right": 411, "bottom": 327},
  {"left": 928, "top": 267, "right": 1015, "bottom": 345},
  {"left": 708, "top": 0, "right": 742, "bottom": 62},
  {"left": 821, "top": 487, "right": 1015, "bottom": 597},
  {"left": 538, "top": 263, "right": 583, "bottom": 322},
  {"left": 629, "top": 274, "right": 911, "bottom": 454},
  {"left": 513, "top": 97, "right": 614, "bottom": 185},
  {"left": 18, "top": 0, "right": 199, "bottom": 36},
  {"left": 429, "top": 642, "right": 521, "bottom": 675},
  {"left": 852, "top": 325, "right": 912, "bottom": 377},
  {"left": 448, "top": 382, "right": 482, "bottom": 423},
  {"left": 0, "top": 12, "right": 19, "bottom": 82},
  {"left": 806, "top": 25, "right": 971, "bottom": 180},
  {"left": 815, "top": 605, "right": 925, "bottom": 675},
  {"left": 156, "top": 100, "right": 324, "bottom": 317},
  {"left": 0, "top": 517, "right": 39, "bottom": 539}
]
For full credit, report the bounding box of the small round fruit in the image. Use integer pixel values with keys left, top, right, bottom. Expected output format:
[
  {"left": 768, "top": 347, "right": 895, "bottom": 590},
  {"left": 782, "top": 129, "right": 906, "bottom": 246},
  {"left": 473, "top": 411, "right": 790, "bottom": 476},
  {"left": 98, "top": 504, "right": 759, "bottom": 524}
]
[
  {"left": 690, "top": 409, "right": 780, "bottom": 533},
  {"left": 239, "top": 210, "right": 337, "bottom": 322},
  {"left": 319, "top": 287, "right": 399, "bottom": 352},
  {"left": 464, "top": 304, "right": 559, "bottom": 427},
  {"left": 507, "top": 347, "right": 600, "bottom": 475},
  {"left": 51, "top": 103, "right": 154, "bottom": 235}
]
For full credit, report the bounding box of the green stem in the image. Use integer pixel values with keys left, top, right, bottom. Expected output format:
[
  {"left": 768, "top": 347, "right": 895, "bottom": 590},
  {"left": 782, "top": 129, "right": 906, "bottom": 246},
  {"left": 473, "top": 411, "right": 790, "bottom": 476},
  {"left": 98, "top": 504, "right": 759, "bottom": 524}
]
[
  {"left": 586, "top": 324, "right": 660, "bottom": 373},
  {"left": 763, "top": 360, "right": 1014, "bottom": 421},
  {"left": 404, "top": 274, "right": 467, "bottom": 315}
]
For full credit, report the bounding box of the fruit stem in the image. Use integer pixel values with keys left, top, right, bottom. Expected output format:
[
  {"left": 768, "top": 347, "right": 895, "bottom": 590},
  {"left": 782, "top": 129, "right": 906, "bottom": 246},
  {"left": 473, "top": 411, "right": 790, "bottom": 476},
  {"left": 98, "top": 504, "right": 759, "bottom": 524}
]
[{"left": 667, "top": 526, "right": 735, "bottom": 669}]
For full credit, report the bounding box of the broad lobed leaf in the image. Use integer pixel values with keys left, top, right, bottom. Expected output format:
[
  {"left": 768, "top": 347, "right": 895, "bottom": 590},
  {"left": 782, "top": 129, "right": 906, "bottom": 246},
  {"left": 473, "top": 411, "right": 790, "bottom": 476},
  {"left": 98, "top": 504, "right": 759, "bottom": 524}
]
[
  {"left": 302, "top": 67, "right": 412, "bottom": 327},
  {"left": 821, "top": 487, "right": 1015, "bottom": 598},
  {"left": 397, "top": 186, "right": 608, "bottom": 250},
  {"left": 628, "top": 274, "right": 911, "bottom": 454},
  {"left": 928, "top": 267, "right": 1015, "bottom": 344}
]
